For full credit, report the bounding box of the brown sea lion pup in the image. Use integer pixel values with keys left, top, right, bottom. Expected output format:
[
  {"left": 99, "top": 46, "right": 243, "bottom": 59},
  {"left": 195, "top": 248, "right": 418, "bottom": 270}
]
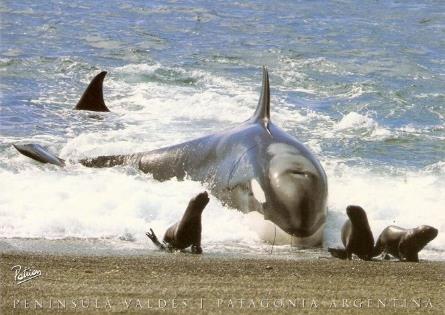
[
  {"left": 372, "top": 225, "right": 438, "bottom": 262},
  {"left": 328, "top": 205, "right": 374, "bottom": 260},
  {"left": 146, "top": 191, "right": 209, "bottom": 254}
]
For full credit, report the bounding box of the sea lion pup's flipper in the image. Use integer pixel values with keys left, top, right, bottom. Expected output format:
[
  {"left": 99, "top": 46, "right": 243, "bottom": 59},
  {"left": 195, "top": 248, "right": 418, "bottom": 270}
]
[
  {"left": 74, "top": 71, "right": 110, "bottom": 112},
  {"left": 13, "top": 144, "right": 65, "bottom": 167},
  {"left": 146, "top": 228, "right": 168, "bottom": 251},
  {"left": 328, "top": 247, "right": 348, "bottom": 260}
]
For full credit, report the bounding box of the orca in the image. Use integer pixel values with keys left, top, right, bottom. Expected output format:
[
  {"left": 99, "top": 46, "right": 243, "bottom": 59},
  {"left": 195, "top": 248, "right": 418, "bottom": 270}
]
[{"left": 14, "top": 68, "right": 328, "bottom": 246}]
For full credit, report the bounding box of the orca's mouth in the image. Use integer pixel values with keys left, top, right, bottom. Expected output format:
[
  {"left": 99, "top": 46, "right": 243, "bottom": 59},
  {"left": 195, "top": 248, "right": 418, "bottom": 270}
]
[
  {"left": 290, "top": 223, "right": 325, "bottom": 247},
  {"left": 263, "top": 204, "right": 326, "bottom": 238},
  {"left": 285, "top": 216, "right": 325, "bottom": 238}
]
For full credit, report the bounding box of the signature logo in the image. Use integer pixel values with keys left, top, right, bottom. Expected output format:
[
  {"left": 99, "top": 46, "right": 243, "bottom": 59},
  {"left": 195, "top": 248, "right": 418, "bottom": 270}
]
[{"left": 11, "top": 265, "right": 42, "bottom": 285}]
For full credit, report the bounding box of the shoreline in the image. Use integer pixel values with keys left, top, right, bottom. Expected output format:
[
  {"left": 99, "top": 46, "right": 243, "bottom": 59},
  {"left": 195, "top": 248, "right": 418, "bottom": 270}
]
[
  {"left": 1, "top": 251, "right": 444, "bottom": 314},
  {"left": 1, "top": 237, "right": 443, "bottom": 261}
]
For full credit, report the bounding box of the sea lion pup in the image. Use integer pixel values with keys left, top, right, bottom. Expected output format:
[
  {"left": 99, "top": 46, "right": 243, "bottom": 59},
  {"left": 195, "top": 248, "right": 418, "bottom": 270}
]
[
  {"left": 328, "top": 205, "right": 374, "bottom": 260},
  {"left": 146, "top": 191, "right": 210, "bottom": 254},
  {"left": 373, "top": 225, "right": 438, "bottom": 262}
]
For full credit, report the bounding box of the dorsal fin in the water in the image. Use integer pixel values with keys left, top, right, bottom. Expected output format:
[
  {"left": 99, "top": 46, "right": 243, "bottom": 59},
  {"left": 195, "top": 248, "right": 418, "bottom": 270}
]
[
  {"left": 74, "top": 71, "right": 110, "bottom": 112},
  {"left": 13, "top": 144, "right": 65, "bottom": 167},
  {"left": 251, "top": 66, "right": 270, "bottom": 124}
]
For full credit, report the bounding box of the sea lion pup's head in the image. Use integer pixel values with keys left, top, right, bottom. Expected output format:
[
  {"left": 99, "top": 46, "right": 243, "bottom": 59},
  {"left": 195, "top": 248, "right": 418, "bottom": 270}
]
[
  {"left": 410, "top": 225, "right": 438, "bottom": 248},
  {"left": 189, "top": 191, "right": 210, "bottom": 213},
  {"left": 346, "top": 205, "right": 369, "bottom": 226}
]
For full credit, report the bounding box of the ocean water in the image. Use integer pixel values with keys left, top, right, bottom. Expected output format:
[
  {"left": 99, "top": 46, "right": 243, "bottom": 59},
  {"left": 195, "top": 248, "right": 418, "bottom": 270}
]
[{"left": 0, "top": 0, "right": 444, "bottom": 259}]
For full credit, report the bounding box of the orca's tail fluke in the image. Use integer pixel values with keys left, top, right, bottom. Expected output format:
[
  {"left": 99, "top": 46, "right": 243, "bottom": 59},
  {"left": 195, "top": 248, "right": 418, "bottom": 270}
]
[
  {"left": 328, "top": 247, "right": 348, "bottom": 260},
  {"left": 74, "top": 71, "right": 110, "bottom": 112},
  {"left": 13, "top": 143, "right": 133, "bottom": 169},
  {"left": 13, "top": 144, "right": 65, "bottom": 167}
]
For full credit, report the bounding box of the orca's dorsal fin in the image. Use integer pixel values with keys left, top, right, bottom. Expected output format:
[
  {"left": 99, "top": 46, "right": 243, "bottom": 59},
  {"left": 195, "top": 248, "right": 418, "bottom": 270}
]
[
  {"left": 74, "top": 71, "right": 110, "bottom": 112},
  {"left": 251, "top": 66, "right": 270, "bottom": 124}
]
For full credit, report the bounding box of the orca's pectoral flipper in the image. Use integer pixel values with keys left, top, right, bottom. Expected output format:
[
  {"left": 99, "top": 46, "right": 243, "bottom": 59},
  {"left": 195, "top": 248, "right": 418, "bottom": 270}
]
[
  {"left": 13, "top": 144, "right": 65, "bottom": 167},
  {"left": 74, "top": 71, "right": 110, "bottom": 112},
  {"left": 328, "top": 247, "right": 348, "bottom": 260}
]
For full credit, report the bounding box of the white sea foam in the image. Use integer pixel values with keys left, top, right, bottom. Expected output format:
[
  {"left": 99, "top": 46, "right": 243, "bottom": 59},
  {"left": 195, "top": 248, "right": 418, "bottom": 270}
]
[
  {"left": 1, "top": 157, "right": 442, "bottom": 258},
  {"left": 334, "top": 112, "right": 391, "bottom": 139},
  {"left": 335, "top": 112, "right": 376, "bottom": 130},
  {"left": 0, "top": 167, "right": 261, "bottom": 252}
]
